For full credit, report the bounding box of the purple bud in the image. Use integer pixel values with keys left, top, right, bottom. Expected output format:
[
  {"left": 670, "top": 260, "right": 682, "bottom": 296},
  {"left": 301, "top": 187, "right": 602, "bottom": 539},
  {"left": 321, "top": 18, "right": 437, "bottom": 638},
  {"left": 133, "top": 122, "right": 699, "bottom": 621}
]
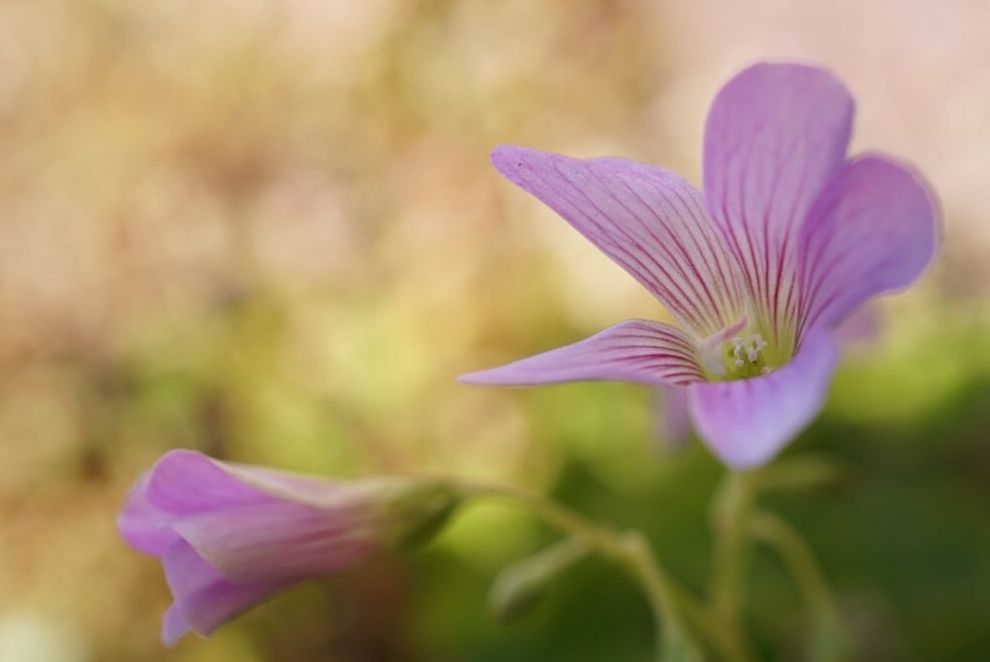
[{"left": 118, "top": 450, "right": 458, "bottom": 645}]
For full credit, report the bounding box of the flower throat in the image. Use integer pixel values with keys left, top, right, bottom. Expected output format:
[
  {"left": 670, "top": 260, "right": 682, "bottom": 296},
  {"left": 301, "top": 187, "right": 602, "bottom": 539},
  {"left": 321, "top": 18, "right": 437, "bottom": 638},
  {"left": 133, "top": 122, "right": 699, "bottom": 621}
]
[
  {"left": 722, "top": 333, "right": 773, "bottom": 379},
  {"left": 700, "top": 319, "right": 792, "bottom": 382}
]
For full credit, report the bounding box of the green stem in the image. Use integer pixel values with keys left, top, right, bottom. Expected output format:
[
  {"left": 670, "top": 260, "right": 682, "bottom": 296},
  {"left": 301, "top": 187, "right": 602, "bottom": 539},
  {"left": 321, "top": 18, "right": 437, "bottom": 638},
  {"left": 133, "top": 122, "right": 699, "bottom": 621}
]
[
  {"left": 710, "top": 470, "right": 759, "bottom": 662},
  {"left": 621, "top": 530, "right": 702, "bottom": 662},
  {"left": 489, "top": 535, "right": 590, "bottom": 622},
  {"left": 459, "top": 482, "right": 703, "bottom": 662},
  {"left": 750, "top": 512, "right": 849, "bottom": 662}
]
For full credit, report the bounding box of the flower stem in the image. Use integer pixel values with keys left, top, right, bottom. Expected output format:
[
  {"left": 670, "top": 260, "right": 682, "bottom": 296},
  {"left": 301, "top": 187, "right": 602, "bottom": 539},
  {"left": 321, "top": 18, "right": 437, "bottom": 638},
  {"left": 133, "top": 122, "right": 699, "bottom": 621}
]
[
  {"left": 750, "top": 512, "right": 849, "bottom": 662},
  {"left": 489, "top": 535, "right": 590, "bottom": 622},
  {"left": 458, "top": 482, "right": 703, "bottom": 662},
  {"left": 710, "top": 470, "right": 759, "bottom": 662},
  {"left": 620, "top": 530, "right": 703, "bottom": 662}
]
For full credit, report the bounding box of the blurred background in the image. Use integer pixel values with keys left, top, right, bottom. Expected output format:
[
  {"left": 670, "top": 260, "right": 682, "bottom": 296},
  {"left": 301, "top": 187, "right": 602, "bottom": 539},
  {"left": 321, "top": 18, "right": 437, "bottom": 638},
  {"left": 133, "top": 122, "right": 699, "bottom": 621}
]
[{"left": 1, "top": 0, "right": 989, "bottom": 660}]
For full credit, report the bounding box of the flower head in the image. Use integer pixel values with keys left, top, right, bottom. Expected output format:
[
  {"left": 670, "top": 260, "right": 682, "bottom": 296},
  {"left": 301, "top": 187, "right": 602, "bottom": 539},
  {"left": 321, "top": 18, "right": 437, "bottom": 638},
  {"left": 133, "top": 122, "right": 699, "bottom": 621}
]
[
  {"left": 461, "top": 62, "right": 939, "bottom": 468},
  {"left": 119, "top": 450, "right": 459, "bottom": 645}
]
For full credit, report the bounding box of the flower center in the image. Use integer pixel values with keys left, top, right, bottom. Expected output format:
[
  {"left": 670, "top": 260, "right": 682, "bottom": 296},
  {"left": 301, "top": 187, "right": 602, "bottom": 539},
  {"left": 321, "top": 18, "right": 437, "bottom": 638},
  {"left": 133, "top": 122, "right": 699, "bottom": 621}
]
[
  {"left": 721, "top": 333, "right": 774, "bottom": 379},
  {"left": 698, "top": 318, "right": 790, "bottom": 382}
]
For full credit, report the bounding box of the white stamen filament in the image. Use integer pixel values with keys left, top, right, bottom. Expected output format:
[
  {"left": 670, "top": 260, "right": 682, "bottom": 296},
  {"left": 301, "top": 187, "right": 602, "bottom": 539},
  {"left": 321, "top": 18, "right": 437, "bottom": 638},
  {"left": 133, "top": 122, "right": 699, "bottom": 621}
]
[
  {"left": 721, "top": 332, "right": 774, "bottom": 378},
  {"left": 706, "top": 322, "right": 778, "bottom": 381}
]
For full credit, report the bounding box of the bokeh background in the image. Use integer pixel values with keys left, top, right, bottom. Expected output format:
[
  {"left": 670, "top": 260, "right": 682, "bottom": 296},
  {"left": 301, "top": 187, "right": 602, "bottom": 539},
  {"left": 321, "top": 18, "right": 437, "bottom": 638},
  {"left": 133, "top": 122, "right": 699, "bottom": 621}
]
[{"left": 1, "top": 1, "right": 989, "bottom": 660}]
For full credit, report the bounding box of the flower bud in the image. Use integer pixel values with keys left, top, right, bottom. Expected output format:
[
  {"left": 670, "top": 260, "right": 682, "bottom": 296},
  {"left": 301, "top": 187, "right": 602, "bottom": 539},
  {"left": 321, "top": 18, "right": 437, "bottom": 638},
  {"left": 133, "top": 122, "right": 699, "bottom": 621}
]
[
  {"left": 118, "top": 450, "right": 460, "bottom": 645},
  {"left": 488, "top": 537, "right": 588, "bottom": 623}
]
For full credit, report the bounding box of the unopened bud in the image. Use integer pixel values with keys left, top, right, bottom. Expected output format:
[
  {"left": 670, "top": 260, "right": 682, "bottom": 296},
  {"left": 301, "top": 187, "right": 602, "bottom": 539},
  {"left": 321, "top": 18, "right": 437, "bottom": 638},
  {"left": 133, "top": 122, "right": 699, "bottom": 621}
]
[{"left": 489, "top": 536, "right": 588, "bottom": 623}]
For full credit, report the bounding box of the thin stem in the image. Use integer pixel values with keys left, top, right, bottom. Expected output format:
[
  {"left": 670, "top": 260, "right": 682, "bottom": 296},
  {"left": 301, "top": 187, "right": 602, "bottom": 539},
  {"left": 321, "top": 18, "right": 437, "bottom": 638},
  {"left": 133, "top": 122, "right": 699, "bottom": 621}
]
[
  {"left": 710, "top": 470, "right": 759, "bottom": 662},
  {"left": 458, "top": 481, "right": 702, "bottom": 662},
  {"left": 490, "top": 535, "right": 590, "bottom": 622},
  {"left": 750, "top": 512, "right": 849, "bottom": 662},
  {"left": 621, "top": 530, "right": 702, "bottom": 662}
]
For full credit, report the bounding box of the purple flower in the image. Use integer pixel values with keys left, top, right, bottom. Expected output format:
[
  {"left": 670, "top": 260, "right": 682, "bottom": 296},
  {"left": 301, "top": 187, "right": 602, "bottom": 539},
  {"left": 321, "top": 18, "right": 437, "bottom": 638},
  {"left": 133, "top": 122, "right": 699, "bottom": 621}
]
[
  {"left": 654, "top": 303, "right": 883, "bottom": 449},
  {"left": 461, "top": 63, "right": 939, "bottom": 469},
  {"left": 119, "top": 450, "right": 458, "bottom": 645}
]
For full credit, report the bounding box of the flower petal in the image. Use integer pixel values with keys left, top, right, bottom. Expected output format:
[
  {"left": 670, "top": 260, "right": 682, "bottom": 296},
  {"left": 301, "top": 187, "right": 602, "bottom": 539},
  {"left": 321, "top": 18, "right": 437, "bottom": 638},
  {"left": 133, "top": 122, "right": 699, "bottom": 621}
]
[
  {"left": 119, "top": 472, "right": 182, "bottom": 555},
  {"left": 119, "top": 450, "right": 272, "bottom": 556},
  {"left": 688, "top": 329, "right": 838, "bottom": 469},
  {"left": 796, "top": 155, "right": 939, "bottom": 335},
  {"left": 144, "top": 450, "right": 272, "bottom": 512},
  {"left": 162, "top": 604, "right": 193, "bottom": 647},
  {"left": 173, "top": 500, "right": 377, "bottom": 584},
  {"left": 491, "top": 145, "right": 745, "bottom": 339},
  {"left": 653, "top": 385, "right": 693, "bottom": 449},
  {"left": 832, "top": 303, "right": 882, "bottom": 353},
  {"left": 703, "top": 63, "right": 854, "bottom": 344},
  {"left": 120, "top": 451, "right": 383, "bottom": 584},
  {"left": 460, "top": 319, "right": 705, "bottom": 387},
  {"left": 161, "top": 539, "right": 289, "bottom": 643}
]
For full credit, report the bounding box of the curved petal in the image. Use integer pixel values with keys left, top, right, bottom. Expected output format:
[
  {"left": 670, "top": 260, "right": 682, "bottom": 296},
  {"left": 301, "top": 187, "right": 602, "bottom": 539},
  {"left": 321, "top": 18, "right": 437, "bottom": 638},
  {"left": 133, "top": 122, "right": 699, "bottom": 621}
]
[
  {"left": 492, "top": 146, "right": 745, "bottom": 339},
  {"left": 120, "top": 451, "right": 383, "bottom": 585},
  {"left": 832, "top": 302, "right": 882, "bottom": 350},
  {"left": 796, "top": 155, "right": 940, "bottom": 335},
  {"left": 688, "top": 329, "right": 838, "bottom": 469},
  {"left": 161, "top": 539, "right": 289, "bottom": 644},
  {"left": 143, "top": 450, "right": 271, "bottom": 512},
  {"left": 173, "top": 501, "right": 377, "bottom": 584},
  {"left": 119, "top": 450, "right": 271, "bottom": 556},
  {"left": 703, "top": 63, "right": 854, "bottom": 344},
  {"left": 162, "top": 604, "right": 193, "bottom": 647},
  {"left": 460, "top": 319, "right": 705, "bottom": 387},
  {"left": 118, "top": 473, "right": 182, "bottom": 555}
]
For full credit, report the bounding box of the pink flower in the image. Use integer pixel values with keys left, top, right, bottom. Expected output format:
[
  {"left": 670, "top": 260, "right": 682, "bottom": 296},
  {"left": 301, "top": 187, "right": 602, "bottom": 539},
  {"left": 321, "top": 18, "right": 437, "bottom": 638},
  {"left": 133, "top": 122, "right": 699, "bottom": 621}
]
[
  {"left": 119, "top": 450, "right": 458, "bottom": 645},
  {"left": 461, "top": 62, "right": 939, "bottom": 469}
]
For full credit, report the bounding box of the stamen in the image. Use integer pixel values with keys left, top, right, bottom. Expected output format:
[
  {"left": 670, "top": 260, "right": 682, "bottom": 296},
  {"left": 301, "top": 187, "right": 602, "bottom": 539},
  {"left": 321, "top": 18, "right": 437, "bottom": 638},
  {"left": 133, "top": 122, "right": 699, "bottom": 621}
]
[
  {"left": 705, "top": 320, "right": 780, "bottom": 382},
  {"left": 718, "top": 330, "right": 775, "bottom": 380}
]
